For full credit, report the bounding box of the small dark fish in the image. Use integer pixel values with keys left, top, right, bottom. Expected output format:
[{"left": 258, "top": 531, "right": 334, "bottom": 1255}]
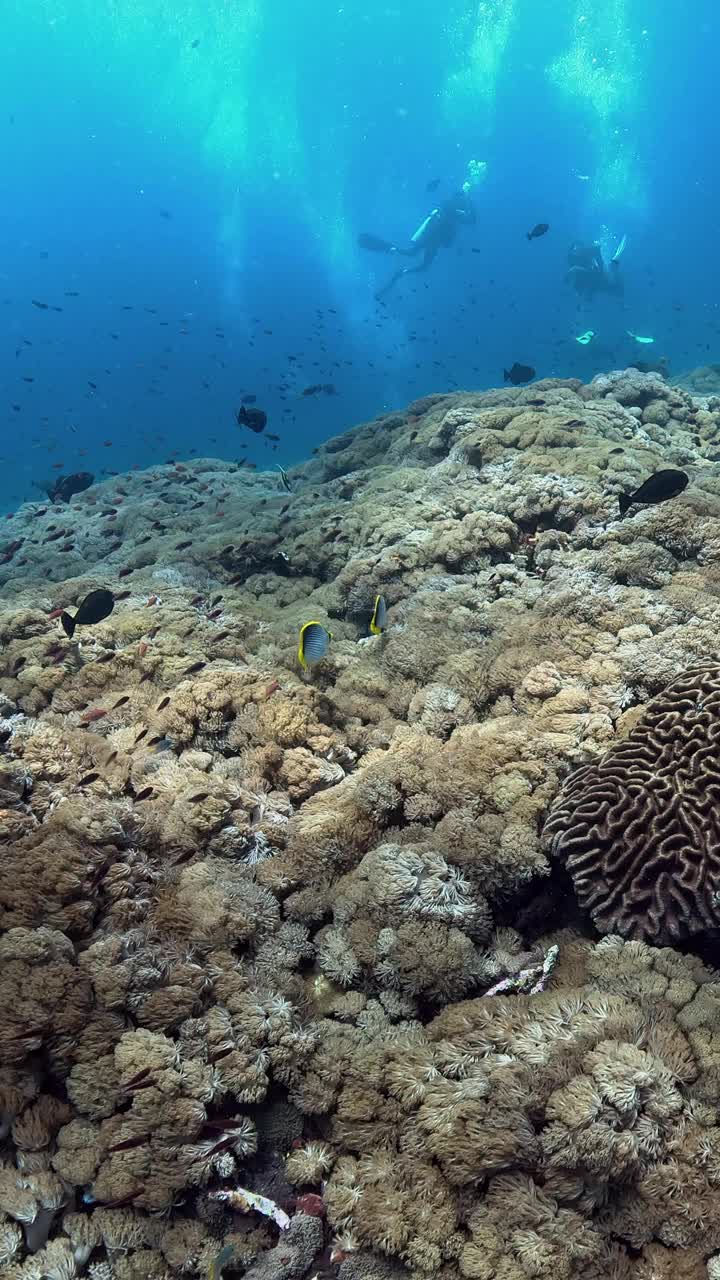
[
  {"left": 93, "top": 1191, "right": 142, "bottom": 1210},
  {"left": 618, "top": 469, "right": 689, "bottom": 518},
  {"left": 107, "top": 1134, "right": 148, "bottom": 1154},
  {"left": 241, "top": 394, "right": 257, "bottom": 404},
  {"left": 504, "top": 362, "right": 536, "bottom": 385},
  {"left": 183, "top": 660, "right": 206, "bottom": 675},
  {"left": 134, "top": 786, "right": 155, "bottom": 802},
  {"left": 322, "top": 383, "right": 337, "bottom": 395},
  {"left": 526, "top": 223, "right": 550, "bottom": 240},
  {"left": 191, "top": 37, "right": 200, "bottom": 47},
  {"left": 159, "top": 209, "right": 172, "bottom": 220},
  {"left": 112, "top": 695, "right": 130, "bottom": 709},
  {"left": 78, "top": 772, "right": 100, "bottom": 786},
  {"left": 302, "top": 383, "right": 323, "bottom": 397},
  {"left": 31, "top": 299, "right": 49, "bottom": 310},
  {"left": 426, "top": 177, "right": 441, "bottom": 193},
  {"left": 156, "top": 696, "right": 171, "bottom": 711},
  {"left": 236, "top": 405, "right": 267, "bottom": 432},
  {"left": 61, "top": 588, "right": 115, "bottom": 638}
]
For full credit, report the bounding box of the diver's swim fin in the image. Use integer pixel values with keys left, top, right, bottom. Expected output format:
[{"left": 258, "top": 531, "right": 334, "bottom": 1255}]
[
  {"left": 611, "top": 234, "right": 627, "bottom": 262},
  {"left": 358, "top": 232, "right": 396, "bottom": 253}
]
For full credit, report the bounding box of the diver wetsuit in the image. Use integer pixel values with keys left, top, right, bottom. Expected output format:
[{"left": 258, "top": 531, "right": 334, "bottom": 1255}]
[
  {"left": 566, "top": 238, "right": 625, "bottom": 300},
  {"left": 375, "top": 191, "right": 476, "bottom": 301}
]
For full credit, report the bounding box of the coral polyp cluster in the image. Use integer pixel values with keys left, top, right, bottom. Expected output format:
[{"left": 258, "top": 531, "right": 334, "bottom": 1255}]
[{"left": 4, "top": 369, "right": 720, "bottom": 1277}]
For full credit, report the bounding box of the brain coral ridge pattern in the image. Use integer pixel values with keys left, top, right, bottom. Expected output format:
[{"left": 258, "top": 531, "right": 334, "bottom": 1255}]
[{"left": 544, "top": 664, "right": 720, "bottom": 944}]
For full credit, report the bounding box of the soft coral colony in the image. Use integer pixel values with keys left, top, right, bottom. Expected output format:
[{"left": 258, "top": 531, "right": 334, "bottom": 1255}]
[{"left": 4, "top": 367, "right": 720, "bottom": 1278}]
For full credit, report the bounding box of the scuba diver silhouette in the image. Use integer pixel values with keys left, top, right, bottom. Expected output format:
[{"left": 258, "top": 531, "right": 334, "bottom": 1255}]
[
  {"left": 359, "top": 160, "right": 487, "bottom": 301},
  {"left": 566, "top": 234, "right": 627, "bottom": 300}
]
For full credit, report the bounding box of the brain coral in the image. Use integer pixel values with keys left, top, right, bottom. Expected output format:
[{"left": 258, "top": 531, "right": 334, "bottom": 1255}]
[{"left": 543, "top": 664, "right": 720, "bottom": 943}]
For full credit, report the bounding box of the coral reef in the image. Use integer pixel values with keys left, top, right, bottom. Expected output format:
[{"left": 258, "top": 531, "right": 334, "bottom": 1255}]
[
  {"left": 4, "top": 369, "right": 720, "bottom": 1276},
  {"left": 543, "top": 664, "right": 720, "bottom": 944},
  {"left": 674, "top": 363, "right": 720, "bottom": 399}
]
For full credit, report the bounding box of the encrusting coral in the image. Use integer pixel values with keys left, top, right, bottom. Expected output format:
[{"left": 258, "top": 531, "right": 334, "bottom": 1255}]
[{"left": 4, "top": 369, "right": 720, "bottom": 1276}]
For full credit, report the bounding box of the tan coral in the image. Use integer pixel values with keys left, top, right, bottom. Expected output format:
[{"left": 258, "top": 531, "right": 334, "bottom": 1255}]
[{"left": 0, "top": 928, "right": 93, "bottom": 1069}]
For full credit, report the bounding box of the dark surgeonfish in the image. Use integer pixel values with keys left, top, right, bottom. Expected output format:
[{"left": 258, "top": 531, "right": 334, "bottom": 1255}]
[
  {"left": 618, "top": 468, "right": 689, "bottom": 518},
  {"left": 527, "top": 222, "right": 549, "bottom": 240},
  {"left": 236, "top": 405, "right": 267, "bottom": 433},
  {"left": 504, "top": 362, "right": 536, "bottom": 385},
  {"left": 61, "top": 588, "right": 115, "bottom": 638}
]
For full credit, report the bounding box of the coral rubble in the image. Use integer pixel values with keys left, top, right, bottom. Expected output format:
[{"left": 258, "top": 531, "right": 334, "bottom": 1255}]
[{"left": 3, "top": 369, "right": 720, "bottom": 1276}]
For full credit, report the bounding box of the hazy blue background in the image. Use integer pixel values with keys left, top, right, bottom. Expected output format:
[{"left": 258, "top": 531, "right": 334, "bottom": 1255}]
[{"left": 1, "top": 0, "right": 718, "bottom": 511}]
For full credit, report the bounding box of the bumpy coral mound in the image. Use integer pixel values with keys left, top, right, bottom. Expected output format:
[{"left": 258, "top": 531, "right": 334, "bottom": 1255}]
[
  {"left": 674, "top": 363, "right": 720, "bottom": 398},
  {"left": 313, "top": 935, "right": 720, "bottom": 1278},
  {"left": 4, "top": 369, "right": 720, "bottom": 1276},
  {"left": 543, "top": 664, "right": 720, "bottom": 943}
]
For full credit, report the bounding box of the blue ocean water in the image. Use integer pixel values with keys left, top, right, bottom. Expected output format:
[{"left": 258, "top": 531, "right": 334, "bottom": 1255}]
[{"left": 0, "top": 0, "right": 718, "bottom": 513}]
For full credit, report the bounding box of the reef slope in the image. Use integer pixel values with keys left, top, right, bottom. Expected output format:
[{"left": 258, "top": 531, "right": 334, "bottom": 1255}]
[{"left": 3, "top": 370, "right": 720, "bottom": 1278}]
